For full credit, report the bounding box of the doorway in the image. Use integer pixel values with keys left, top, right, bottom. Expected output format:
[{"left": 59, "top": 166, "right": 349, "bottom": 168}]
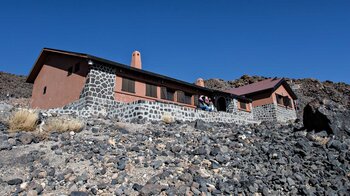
[{"left": 217, "top": 97, "right": 227, "bottom": 112}]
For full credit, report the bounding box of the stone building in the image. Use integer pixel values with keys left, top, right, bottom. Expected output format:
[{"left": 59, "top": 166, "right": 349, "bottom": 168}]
[
  {"left": 226, "top": 78, "right": 298, "bottom": 122},
  {"left": 26, "top": 48, "right": 256, "bottom": 124}
]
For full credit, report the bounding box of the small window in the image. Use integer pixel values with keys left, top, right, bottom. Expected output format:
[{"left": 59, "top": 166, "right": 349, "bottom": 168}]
[
  {"left": 67, "top": 66, "right": 73, "bottom": 76},
  {"left": 240, "top": 102, "right": 247, "bottom": 110},
  {"left": 75, "top": 63, "right": 80, "bottom": 72},
  {"left": 146, "top": 83, "right": 157, "bottom": 98},
  {"left": 276, "top": 94, "right": 284, "bottom": 105},
  {"left": 177, "top": 91, "right": 192, "bottom": 104},
  {"left": 43, "top": 86, "right": 47, "bottom": 95},
  {"left": 193, "top": 95, "right": 199, "bottom": 106},
  {"left": 283, "top": 96, "right": 292, "bottom": 107},
  {"left": 161, "top": 87, "right": 175, "bottom": 101},
  {"left": 184, "top": 93, "right": 192, "bottom": 105},
  {"left": 122, "top": 78, "right": 135, "bottom": 93},
  {"left": 177, "top": 91, "right": 185, "bottom": 103}
]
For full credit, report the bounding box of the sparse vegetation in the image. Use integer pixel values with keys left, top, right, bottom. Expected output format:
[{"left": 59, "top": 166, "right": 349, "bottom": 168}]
[
  {"left": 8, "top": 109, "right": 39, "bottom": 132},
  {"left": 44, "top": 116, "right": 84, "bottom": 133}
]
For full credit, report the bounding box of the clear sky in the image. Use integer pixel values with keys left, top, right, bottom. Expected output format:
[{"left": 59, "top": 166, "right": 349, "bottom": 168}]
[{"left": 0, "top": 0, "right": 349, "bottom": 83}]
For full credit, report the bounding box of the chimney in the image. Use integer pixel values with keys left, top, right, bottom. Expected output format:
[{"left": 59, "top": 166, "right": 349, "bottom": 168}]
[
  {"left": 195, "top": 78, "right": 205, "bottom": 87},
  {"left": 130, "top": 51, "right": 142, "bottom": 69}
]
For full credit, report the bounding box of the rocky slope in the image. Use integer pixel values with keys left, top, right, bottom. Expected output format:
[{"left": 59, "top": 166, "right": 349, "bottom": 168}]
[
  {"left": 0, "top": 72, "right": 349, "bottom": 195},
  {"left": 0, "top": 111, "right": 349, "bottom": 195},
  {"left": 0, "top": 72, "right": 32, "bottom": 100},
  {"left": 205, "top": 75, "right": 350, "bottom": 119}
]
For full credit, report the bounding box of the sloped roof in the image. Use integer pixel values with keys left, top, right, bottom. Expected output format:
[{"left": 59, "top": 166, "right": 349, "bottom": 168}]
[
  {"left": 26, "top": 48, "right": 252, "bottom": 102},
  {"left": 226, "top": 78, "right": 297, "bottom": 99}
]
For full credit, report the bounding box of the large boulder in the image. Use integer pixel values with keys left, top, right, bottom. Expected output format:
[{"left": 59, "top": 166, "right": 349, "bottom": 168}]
[{"left": 303, "top": 99, "right": 350, "bottom": 137}]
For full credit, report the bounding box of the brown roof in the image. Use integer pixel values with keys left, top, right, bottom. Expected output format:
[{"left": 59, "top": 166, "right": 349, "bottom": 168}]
[
  {"left": 226, "top": 78, "right": 297, "bottom": 99},
  {"left": 26, "top": 48, "right": 252, "bottom": 102}
]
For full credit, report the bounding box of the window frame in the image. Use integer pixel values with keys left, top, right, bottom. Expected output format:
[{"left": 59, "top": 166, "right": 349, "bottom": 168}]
[
  {"left": 177, "top": 91, "right": 192, "bottom": 105},
  {"left": 121, "top": 77, "right": 135, "bottom": 93},
  {"left": 161, "top": 87, "right": 175, "bottom": 101},
  {"left": 276, "top": 94, "right": 284, "bottom": 105},
  {"left": 146, "top": 83, "right": 157, "bottom": 98},
  {"left": 239, "top": 101, "right": 247, "bottom": 110}
]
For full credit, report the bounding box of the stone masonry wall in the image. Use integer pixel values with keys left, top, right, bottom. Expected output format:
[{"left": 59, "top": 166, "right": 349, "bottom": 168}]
[
  {"left": 108, "top": 100, "right": 257, "bottom": 124},
  {"left": 252, "top": 104, "right": 277, "bottom": 122},
  {"left": 253, "top": 103, "right": 297, "bottom": 122},
  {"left": 276, "top": 105, "right": 297, "bottom": 122}
]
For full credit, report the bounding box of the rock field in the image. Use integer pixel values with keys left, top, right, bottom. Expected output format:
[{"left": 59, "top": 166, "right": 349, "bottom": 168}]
[
  {"left": 0, "top": 110, "right": 349, "bottom": 195},
  {"left": 0, "top": 72, "right": 349, "bottom": 195}
]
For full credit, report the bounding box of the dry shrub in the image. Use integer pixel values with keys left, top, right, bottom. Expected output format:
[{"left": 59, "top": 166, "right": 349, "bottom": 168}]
[
  {"left": 162, "top": 113, "right": 174, "bottom": 124},
  {"left": 8, "top": 109, "right": 39, "bottom": 132},
  {"left": 44, "top": 116, "right": 84, "bottom": 133},
  {"left": 314, "top": 136, "right": 330, "bottom": 145}
]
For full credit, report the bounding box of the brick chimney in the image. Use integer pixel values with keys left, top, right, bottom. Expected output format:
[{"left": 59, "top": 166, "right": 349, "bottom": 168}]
[
  {"left": 195, "top": 78, "right": 204, "bottom": 87},
  {"left": 130, "top": 51, "right": 142, "bottom": 69}
]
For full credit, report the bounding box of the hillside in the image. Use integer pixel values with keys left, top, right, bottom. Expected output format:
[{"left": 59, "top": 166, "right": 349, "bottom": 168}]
[
  {"left": 0, "top": 71, "right": 349, "bottom": 195},
  {"left": 0, "top": 72, "right": 32, "bottom": 100},
  {"left": 205, "top": 75, "right": 350, "bottom": 118}
]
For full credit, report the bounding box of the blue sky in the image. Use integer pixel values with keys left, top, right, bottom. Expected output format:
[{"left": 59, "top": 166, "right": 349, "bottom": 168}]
[{"left": 0, "top": 0, "right": 349, "bottom": 83}]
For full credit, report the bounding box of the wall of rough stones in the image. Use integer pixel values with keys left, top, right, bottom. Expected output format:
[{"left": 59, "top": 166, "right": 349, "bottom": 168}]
[
  {"left": 108, "top": 100, "right": 257, "bottom": 124},
  {"left": 252, "top": 104, "right": 277, "bottom": 121},
  {"left": 276, "top": 105, "right": 297, "bottom": 122},
  {"left": 252, "top": 103, "right": 297, "bottom": 122}
]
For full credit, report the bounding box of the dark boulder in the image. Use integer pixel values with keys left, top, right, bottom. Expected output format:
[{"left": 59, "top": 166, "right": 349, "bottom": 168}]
[
  {"left": 194, "top": 119, "right": 212, "bottom": 131},
  {"left": 303, "top": 99, "right": 350, "bottom": 137}
]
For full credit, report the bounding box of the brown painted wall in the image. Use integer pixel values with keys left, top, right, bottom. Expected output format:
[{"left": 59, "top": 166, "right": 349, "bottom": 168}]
[
  {"left": 249, "top": 84, "right": 295, "bottom": 109},
  {"left": 272, "top": 85, "right": 295, "bottom": 109},
  {"left": 31, "top": 54, "right": 89, "bottom": 109},
  {"left": 250, "top": 91, "right": 273, "bottom": 107}
]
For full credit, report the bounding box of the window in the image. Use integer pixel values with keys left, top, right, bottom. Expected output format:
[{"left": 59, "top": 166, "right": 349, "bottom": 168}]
[
  {"left": 161, "top": 87, "right": 175, "bottom": 101},
  {"left": 184, "top": 93, "right": 192, "bottom": 105},
  {"left": 276, "top": 94, "right": 284, "bottom": 105},
  {"left": 283, "top": 96, "right": 293, "bottom": 108},
  {"left": 146, "top": 83, "right": 157, "bottom": 98},
  {"left": 177, "top": 91, "right": 192, "bottom": 104},
  {"left": 193, "top": 95, "right": 199, "bottom": 106},
  {"left": 43, "top": 86, "right": 47, "bottom": 95},
  {"left": 122, "top": 78, "right": 135, "bottom": 93},
  {"left": 75, "top": 63, "right": 80, "bottom": 72},
  {"left": 67, "top": 66, "right": 73, "bottom": 76},
  {"left": 240, "top": 102, "right": 247, "bottom": 110},
  {"left": 177, "top": 91, "right": 185, "bottom": 103}
]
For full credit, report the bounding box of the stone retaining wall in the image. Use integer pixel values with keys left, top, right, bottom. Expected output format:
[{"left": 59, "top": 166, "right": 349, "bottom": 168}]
[
  {"left": 108, "top": 100, "right": 257, "bottom": 124},
  {"left": 252, "top": 104, "right": 277, "bottom": 122},
  {"left": 276, "top": 105, "right": 297, "bottom": 122},
  {"left": 253, "top": 103, "right": 297, "bottom": 122},
  {"left": 46, "top": 98, "right": 258, "bottom": 124}
]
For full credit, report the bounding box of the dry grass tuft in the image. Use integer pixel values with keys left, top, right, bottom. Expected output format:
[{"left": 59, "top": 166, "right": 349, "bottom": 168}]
[
  {"left": 8, "top": 109, "right": 39, "bottom": 132},
  {"left": 162, "top": 113, "right": 174, "bottom": 124},
  {"left": 44, "top": 116, "right": 84, "bottom": 133}
]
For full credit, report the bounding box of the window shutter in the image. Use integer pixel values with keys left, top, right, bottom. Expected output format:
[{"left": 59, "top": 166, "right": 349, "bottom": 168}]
[
  {"left": 283, "top": 97, "right": 290, "bottom": 107},
  {"left": 194, "top": 95, "right": 199, "bottom": 106},
  {"left": 161, "top": 87, "right": 167, "bottom": 99},
  {"left": 146, "top": 84, "right": 157, "bottom": 98},
  {"left": 177, "top": 91, "right": 184, "bottom": 103},
  {"left": 122, "top": 78, "right": 135, "bottom": 93}
]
